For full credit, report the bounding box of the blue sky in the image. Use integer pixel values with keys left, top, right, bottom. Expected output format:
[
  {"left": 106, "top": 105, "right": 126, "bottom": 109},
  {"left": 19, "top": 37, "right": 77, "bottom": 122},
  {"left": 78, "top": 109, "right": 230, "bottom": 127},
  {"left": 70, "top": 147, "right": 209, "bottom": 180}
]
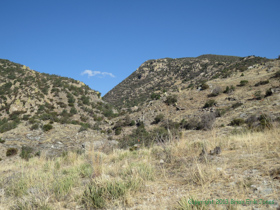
[{"left": 0, "top": 0, "right": 279, "bottom": 95}]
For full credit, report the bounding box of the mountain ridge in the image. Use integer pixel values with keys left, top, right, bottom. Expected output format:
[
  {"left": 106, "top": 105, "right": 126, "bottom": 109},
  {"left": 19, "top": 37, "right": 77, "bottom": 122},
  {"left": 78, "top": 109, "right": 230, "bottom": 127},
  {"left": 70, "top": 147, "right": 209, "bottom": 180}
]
[{"left": 103, "top": 54, "right": 270, "bottom": 108}]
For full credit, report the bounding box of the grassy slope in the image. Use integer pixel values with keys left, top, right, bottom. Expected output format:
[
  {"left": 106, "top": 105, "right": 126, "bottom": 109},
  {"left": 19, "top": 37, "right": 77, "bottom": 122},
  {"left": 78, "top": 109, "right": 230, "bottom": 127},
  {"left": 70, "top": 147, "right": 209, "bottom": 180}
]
[{"left": 0, "top": 127, "right": 279, "bottom": 209}]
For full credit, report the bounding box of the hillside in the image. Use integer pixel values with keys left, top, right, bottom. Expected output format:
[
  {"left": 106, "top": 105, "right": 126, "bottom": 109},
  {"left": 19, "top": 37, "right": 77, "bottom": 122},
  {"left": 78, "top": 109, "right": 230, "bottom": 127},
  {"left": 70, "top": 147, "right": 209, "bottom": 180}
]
[
  {"left": 103, "top": 54, "right": 270, "bottom": 108},
  {"left": 0, "top": 59, "right": 119, "bottom": 159},
  {"left": 103, "top": 56, "right": 280, "bottom": 149}
]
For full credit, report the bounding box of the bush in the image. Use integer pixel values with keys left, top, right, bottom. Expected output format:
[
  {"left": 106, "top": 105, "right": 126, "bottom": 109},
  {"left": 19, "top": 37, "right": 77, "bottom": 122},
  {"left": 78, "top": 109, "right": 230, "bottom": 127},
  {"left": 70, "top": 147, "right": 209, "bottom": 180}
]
[
  {"left": 231, "top": 102, "right": 243, "bottom": 109},
  {"left": 20, "top": 146, "right": 34, "bottom": 161},
  {"left": 197, "top": 113, "right": 216, "bottom": 130},
  {"left": 6, "top": 148, "right": 18, "bottom": 156},
  {"left": 164, "top": 95, "right": 177, "bottom": 105},
  {"left": 120, "top": 126, "right": 173, "bottom": 148},
  {"left": 30, "top": 123, "right": 40, "bottom": 130},
  {"left": 230, "top": 118, "right": 245, "bottom": 126},
  {"left": 70, "top": 107, "right": 77, "bottom": 114},
  {"left": 265, "top": 88, "right": 273, "bottom": 97},
  {"left": 180, "top": 118, "right": 199, "bottom": 130},
  {"left": 151, "top": 93, "right": 161, "bottom": 100},
  {"left": 200, "top": 83, "right": 209, "bottom": 90},
  {"left": 253, "top": 91, "right": 264, "bottom": 100},
  {"left": 153, "top": 114, "right": 164, "bottom": 124},
  {"left": 79, "top": 125, "right": 88, "bottom": 132},
  {"left": 22, "top": 114, "right": 30, "bottom": 121},
  {"left": 203, "top": 99, "right": 216, "bottom": 108},
  {"left": 255, "top": 80, "right": 269, "bottom": 86},
  {"left": 115, "top": 127, "right": 122, "bottom": 135},
  {"left": 82, "top": 180, "right": 128, "bottom": 209},
  {"left": 246, "top": 114, "right": 273, "bottom": 130},
  {"left": 223, "top": 85, "right": 235, "bottom": 93},
  {"left": 42, "top": 124, "right": 53, "bottom": 132},
  {"left": 0, "top": 138, "right": 5, "bottom": 143},
  {"left": 0, "top": 121, "right": 19, "bottom": 133},
  {"left": 239, "top": 80, "right": 249, "bottom": 86},
  {"left": 274, "top": 70, "right": 280, "bottom": 78},
  {"left": 130, "top": 120, "right": 135, "bottom": 126}
]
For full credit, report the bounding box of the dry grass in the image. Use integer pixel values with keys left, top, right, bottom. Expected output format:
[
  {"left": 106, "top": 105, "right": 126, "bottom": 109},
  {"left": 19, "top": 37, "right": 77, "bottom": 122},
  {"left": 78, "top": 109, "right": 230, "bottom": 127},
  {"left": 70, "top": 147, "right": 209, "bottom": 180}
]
[{"left": 0, "top": 127, "right": 280, "bottom": 209}]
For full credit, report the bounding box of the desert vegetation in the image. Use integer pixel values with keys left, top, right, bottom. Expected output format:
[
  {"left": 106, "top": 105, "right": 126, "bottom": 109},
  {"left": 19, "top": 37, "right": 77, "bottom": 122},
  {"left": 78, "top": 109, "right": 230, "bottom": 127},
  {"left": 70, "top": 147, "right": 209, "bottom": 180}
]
[{"left": 0, "top": 126, "right": 279, "bottom": 209}]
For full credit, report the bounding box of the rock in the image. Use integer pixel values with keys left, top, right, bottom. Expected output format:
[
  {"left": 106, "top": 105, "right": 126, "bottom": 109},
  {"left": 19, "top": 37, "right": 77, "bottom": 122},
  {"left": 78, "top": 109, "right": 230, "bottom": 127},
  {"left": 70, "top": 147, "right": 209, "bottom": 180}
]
[
  {"left": 108, "top": 140, "right": 119, "bottom": 146},
  {"left": 159, "top": 159, "right": 164, "bottom": 164},
  {"left": 239, "top": 113, "right": 247, "bottom": 118},
  {"left": 131, "top": 106, "right": 138, "bottom": 112}
]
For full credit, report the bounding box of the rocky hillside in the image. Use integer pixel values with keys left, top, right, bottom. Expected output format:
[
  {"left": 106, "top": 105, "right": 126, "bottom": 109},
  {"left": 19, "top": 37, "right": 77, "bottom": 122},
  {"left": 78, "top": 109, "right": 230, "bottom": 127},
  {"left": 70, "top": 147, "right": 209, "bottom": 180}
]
[
  {"left": 104, "top": 56, "right": 280, "bottom": 148},
  {"left": 0, "top": 59, "right": 119, "bottom": 159},
  {"left": 103, "top": 54, "right": 270, "bottom": 108}
]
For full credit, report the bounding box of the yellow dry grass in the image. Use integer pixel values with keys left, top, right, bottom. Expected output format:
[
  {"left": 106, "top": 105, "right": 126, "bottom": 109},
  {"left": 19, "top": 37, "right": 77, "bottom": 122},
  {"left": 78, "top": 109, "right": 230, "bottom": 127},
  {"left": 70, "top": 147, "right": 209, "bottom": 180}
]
[{"left": 0, "top": 127, "right": 279, "bottom": 209}]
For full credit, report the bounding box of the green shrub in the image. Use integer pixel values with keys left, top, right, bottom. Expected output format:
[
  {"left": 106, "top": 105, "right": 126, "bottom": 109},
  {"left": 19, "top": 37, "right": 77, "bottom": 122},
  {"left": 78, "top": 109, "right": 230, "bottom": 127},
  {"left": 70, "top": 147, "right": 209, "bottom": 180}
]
[
  {"left": 259, "top": 114, "right": 273, "bottom": 129},
  {"left": 30, "top": 123, "right": 40, "bottom": 130},
  {"left": 6, "top": 148, "right": 18, "bottom": 156},
  {"left": 0, "top": 121, "right": 19, "bottom": 133},
  {"left": 200, "top": 83, "right": 209, "bottom": 90},
  {"left": 154, "top": 114, "right": 164, "bottom": 124},
  {"left": 246, "top": 114, "right": 273, "bottom": 130},
  {"left": 253, "top": 91, "right": 264, "bottom": 100},
  {"left": 164, "top": 95, "right": 177, "bottom": 105},
  {"left": 20, "top": 146, "right": 34, "bottom": 161},
  {"left": 230, "top": 118, "right": 245, "bottom": 126},
  {"left": 203, "top": 99, "right": 216, "bottom": 108},
  {"left": 115, "top": 127, "right": 122, "bottom": 135},
  {"left": 231, "top": 102, "right": 243, "bottom": 109},
  {"left": 82, "top": 180, "right": 128, "bottom": 209},
  {"left": 239, "top": 80, "right": 249, "bottom": 86},
  {"left": 42, "top": 124, "right": 53, "bottom": 132},
  {"left": 81, "top": 95, "right": 90, "bottom": 105},
  {"left": 151, "top": 93, "right": 161, "bottom": 100},
  {"left": 79, "top": 124, "right": 88, "bottom": 132},
  {"left": 255, "top": 80, "right": 269, "bottom": 86},
  {"left": 223, "top": 85, "right": 235, "bottom": 93},
  {"left": 70, "top": 107, "right": 77, "bottom": 114},
  {"left": 130, "top": 120, "right": 135, "bottom": 126},
  {"left": 22, "top": 115, "right": 30, "bottom": 121}
]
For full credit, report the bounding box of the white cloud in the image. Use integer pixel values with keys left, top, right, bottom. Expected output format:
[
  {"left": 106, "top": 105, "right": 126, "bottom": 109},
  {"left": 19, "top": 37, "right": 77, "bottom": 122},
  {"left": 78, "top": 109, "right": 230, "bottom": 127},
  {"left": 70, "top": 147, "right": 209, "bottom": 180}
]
[{"left": 81, "top": 70, "right": 115, "bottom": 78}]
